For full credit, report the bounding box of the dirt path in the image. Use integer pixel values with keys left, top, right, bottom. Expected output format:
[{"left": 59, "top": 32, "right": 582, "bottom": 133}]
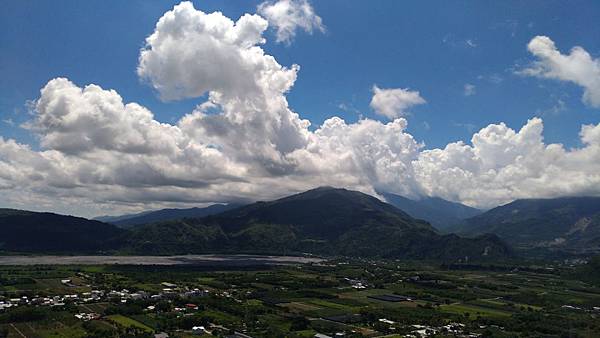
[{"left": 9, "top": 324, "right": 27, "bottom": 338}]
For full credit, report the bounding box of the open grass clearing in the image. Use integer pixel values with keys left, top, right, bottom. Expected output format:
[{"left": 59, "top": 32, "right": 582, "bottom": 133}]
[
  {"left": 279, "top": 301, "right": 322, "bottom": 312},
  {"left": 439, "top": 303, "right": 512, "bottom": 317},
  {"left": 105, "top": 314, "right": 153, "bottom": 332},
  {"left": 306, "top": 299, "right": 356, "bottom": 311}
]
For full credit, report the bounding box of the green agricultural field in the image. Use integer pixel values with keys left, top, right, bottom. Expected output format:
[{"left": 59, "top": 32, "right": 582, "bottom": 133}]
[
  {"left": 105, "top": 314, "right": 154, "bottom": 332},
  {"left": 280, "top": 301, "right": 322, "bottom": 312},
  {"left": 3, "top": 320, "right": 87, "bottom": 338},
  {"left": 77, "top": 302, "right": 109, "bottom": 314},
  {"left": 439, "top": 303, "right": 513, "bottom": 317}
]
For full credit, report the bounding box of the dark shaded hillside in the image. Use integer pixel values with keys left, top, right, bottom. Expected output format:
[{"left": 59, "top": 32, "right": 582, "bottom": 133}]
[
  {"left": 124, "top": 187, "right": 511, "bottom": 260},
  {"left": 0, "top": 209, "right": 124, "bottom": 253},
  {"left": 382, "top": 192, "right": 482, "bottom": 230},
  {"left": 451, "top": 197, "right": 600, "bottom": 252},
  {"left": 122, "top": 221, "right": 228, "bottom": 254},
  {"left": 206, "top": 187, "right": 434, "bottom": 238},
  {"left": 99, "top": 204, "right": 241, "bottom": 229}
]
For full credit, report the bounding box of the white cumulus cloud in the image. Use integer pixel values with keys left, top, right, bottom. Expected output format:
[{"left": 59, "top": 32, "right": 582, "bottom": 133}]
[
  {"left": 370, "top": 85, "right": 426, "bottom": 119},
  {"left": 258, "top": 0, "right": 325, "bottom": 44},
  {"left": 520, "top": 35, "right": 600, "bottom": 108},
  {"left": 414, "top": 118, "right": 600, "bottom": 208},
  {"left": 464, "top": 83, "right": 476, "bottom": 96}
]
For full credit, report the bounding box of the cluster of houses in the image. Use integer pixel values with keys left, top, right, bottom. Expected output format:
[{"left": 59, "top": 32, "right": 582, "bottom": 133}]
[
  {"left": 313, "top": 323, "right": 480, "bottom": 338},
  {"left": 405, "top": 323, "right": 480, "bottom": 338},
  {"left": 343, "top": 277, "right": 368, "bottom": 289},
  {"left": 74, "top": 312, "right": 101, "bottom": 321},
  {"left": 0, "top": 290, "right": 103, "bottom": 311},
  {"left": 561, "top": 304, "right": 600, "bottom": 313},
  {"left": 367, "top": 318, "right": 481, "bottom": 338},
  {"left": 0, "top": 280, "right": 209, "bottom": 318},
  {"left": 154, "top": 324, "right": 249, "bottom": 338},
  {"left": 103, "top": 283, "right": 207, "bottom": 305}
]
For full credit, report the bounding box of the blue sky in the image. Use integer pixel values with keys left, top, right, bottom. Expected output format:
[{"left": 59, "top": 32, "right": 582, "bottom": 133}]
[
  {"left": 2, "top": 0, "right": 599, "bottom": 149},
  {"left": 1, "top": 0, "right": 600, "bottom": 216}
]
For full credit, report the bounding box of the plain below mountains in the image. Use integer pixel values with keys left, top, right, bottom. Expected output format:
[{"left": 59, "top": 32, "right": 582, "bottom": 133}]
[
  {"left": 450, "top": 197, "right": 600, "bottom": 253},
  {"left": 0, "top": 187, "right": 510, "bottom": 261}
]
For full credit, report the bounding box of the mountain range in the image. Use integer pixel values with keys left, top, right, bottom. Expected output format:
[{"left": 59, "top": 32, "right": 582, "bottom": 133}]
[
  {"left": 381, "top": 192, "right": 482, "bottom": 230},
  {"left": 4, "top": 188, "right": 599, "bottom": 258},
  {"left": 94, "top": 203, "right": 241, "bottom": 228},
  {"left": 98, "top": 192, "right": 482, "bottom": 231},
  {"left": 0, "top": 187, "right": 510, "bottom": 261},
  {"left": 450, "top": 197, "right": 600, "bottom": 253}
]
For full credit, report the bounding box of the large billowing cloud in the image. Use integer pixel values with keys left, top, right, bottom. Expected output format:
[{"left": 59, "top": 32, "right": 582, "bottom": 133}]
[
  {"left": 415, "top": 118, "right": 600, "bottom": 207},
  {"left": 25, "top": 78, "right": 184, "bottom": 156},
  {"left": 1, "top": 2, "right": 600, "bottom": 217},
  {"left": 520, "top": 35, "right": 600, "bottom": 108},
  {"left": 257, "top": 0, "right": 324, "bottom": 44},
  {"left": 137, "top": 1, "right": 290, "bottom": 102},
  {"left": 137, "top": 1, "right": 310, "bottom": 175}
]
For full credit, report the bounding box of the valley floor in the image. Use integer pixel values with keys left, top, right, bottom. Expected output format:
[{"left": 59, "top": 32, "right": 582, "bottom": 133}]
[{"left": 1, "top": 258, "right": 599, "bottom": 337}]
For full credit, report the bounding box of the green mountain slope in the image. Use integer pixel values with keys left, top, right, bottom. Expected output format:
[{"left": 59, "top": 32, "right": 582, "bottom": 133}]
[
  {"left": 451, "top": 197, "right": 600, "bottom": 252},
  {"left": 206, "top": 187, "right": 435, "bottom": 237},
  {"left": 0, "top": 209, "right": 124, "bottom": 253}
]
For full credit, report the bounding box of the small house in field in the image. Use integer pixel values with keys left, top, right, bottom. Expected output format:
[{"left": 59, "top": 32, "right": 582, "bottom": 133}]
[
  {"left": 192, "top": 326, "right": 209, "bottom": 335},
  {"left": 314, "top": 334, "right": 333, "bottom": 338}
]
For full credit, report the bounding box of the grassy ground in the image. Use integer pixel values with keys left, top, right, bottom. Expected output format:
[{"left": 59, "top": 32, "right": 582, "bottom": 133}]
[
  {"left": 439, "top": 303, "right": 513, "bottom": 317},
  {"left": 6, "top": 321, "right": 87, "bottom": 338},
  {"left": 280, "top": 301, "right": 322, "bottom": 312},
  {"left": 77, "top": 302, "right": 109, "bottom": 313},
  {"left": 105, "top": 314, "right": 154, "bottom": 332}
]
